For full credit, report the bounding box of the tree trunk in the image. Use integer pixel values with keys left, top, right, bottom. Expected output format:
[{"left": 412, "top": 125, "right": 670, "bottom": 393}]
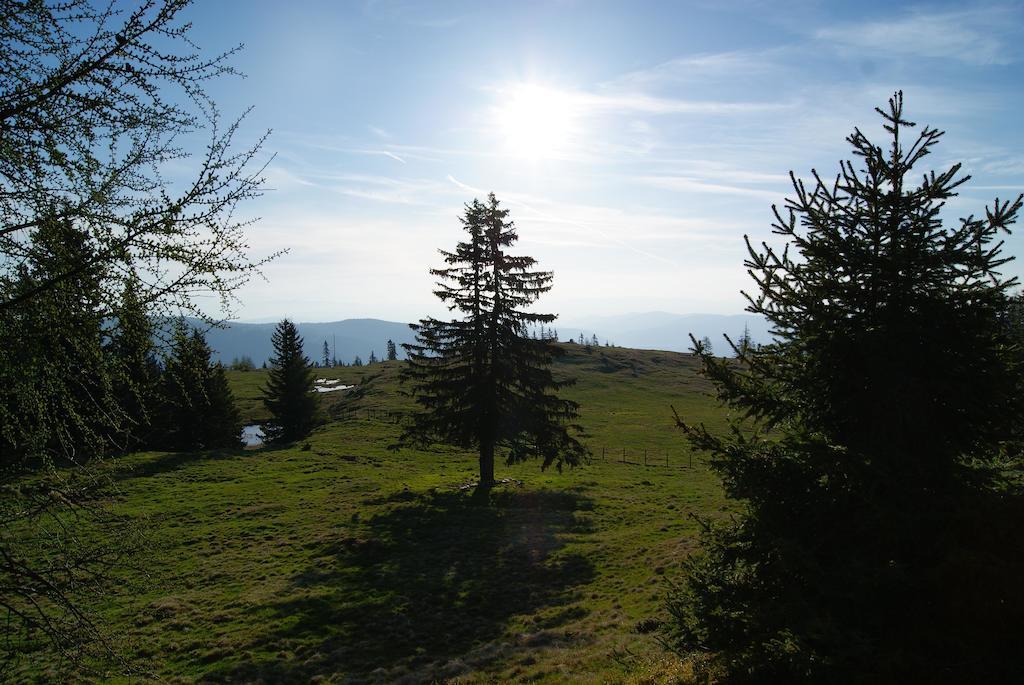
[{"left": 478, "top": 440, "right": 495, "bottom": 488}]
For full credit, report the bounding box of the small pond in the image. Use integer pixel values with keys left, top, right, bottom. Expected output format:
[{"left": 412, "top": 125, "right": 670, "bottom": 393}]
[{"left": 241, "top": 424, "right": 265, "bottom": 447}]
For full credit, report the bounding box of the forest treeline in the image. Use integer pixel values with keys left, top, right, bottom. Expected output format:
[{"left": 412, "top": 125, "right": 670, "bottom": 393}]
[{"left": 1, "top": 1, "right": 1023, "bottom": 683}]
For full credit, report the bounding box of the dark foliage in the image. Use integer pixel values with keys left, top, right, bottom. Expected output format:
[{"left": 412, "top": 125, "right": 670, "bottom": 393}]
[
  {"left": 262, "top": 319, "right": 318, "bottom": 443},
  {"left": 0, "top": 0, "right": 271, "bottom": 670},
  {"left": 155, "top": 321, "right": 241, "bottom": 451},
  {"left": 665, "top": 93, "right": 1024, "bottom": 683},
  {"left": 400, "top": 193, "right": 586, "bottom": 488},
  {"left": 0, "top": 218, "right": 117, "bottom": 467},
  {"left": 107, "top": 280, "right": 162, "bottom": 451}
]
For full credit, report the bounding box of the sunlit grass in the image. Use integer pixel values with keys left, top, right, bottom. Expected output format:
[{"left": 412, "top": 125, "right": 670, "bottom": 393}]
[{"left": 13, "top": 344, "right": 736, "bottom": 683}]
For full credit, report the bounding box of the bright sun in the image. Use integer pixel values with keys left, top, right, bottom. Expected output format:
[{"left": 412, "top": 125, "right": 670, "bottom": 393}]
[{"left": 494, "top": 84, "right": 576, "bottom": 160}]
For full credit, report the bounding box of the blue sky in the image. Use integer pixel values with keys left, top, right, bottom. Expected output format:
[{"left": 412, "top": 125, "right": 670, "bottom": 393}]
[{"left": 181, "top": 0, "right": 1024, "bottom": 323}]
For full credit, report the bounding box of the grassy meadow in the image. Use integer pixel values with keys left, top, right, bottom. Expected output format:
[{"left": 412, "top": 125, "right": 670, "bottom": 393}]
[{"left": 17, "top": 344, "right": 739, "bottom": 684}]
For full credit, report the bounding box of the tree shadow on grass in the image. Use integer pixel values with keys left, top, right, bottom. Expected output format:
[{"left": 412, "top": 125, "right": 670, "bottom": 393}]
[
  {"left": 206, "top": 488, "right": 596, "bottom": 683},
  {"left": 112, "top": 441, "right": 296, "bottom": 481}
]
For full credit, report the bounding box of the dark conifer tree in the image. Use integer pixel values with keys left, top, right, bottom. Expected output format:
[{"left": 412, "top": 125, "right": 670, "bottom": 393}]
[
  {"left": 322, "top": 340, "right": 331, "bottom": 368},
  {"left": 108, "top": 278, "right": 161, "bottom": 450},
  {"left": 386, "top": 339, "right": 398, "bottom": 361},
  {"left": 0, "top": 218, "right": 116, "bottom": 464},
  {"left": 200, "top": 361, "right": 242, "bottom": 449},
  {"left": 401, "top": 193, "right": 586, "bottom": 489},
  {"left": 352, "top": 355, "right": 363, "bottom": 367},
  {"left": 261, "top": 319, "right": 318, "bottom": 443},
  {"left": 666, "top": 94, "right": 1024, "bottom": 683},
  {"left": 368, "top": 350, "right": 378, "bottom": 364},
  {"left": 157, "top": 321, "right": 241, "bottom": 450},
  {"left": 735, "top": 322, "right": 753, "bottom": 358}
]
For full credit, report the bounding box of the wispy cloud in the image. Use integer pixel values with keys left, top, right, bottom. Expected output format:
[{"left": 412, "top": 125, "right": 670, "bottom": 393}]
[
  {"left": 981, "top": 156, "right": 1024, "bottom": 176},
  {"left": 368, "top": 150, "right": 407, "bottom": 164},
  {"left": 816, "top": 7, "right": 1019, "bottom": 65},
  {"left": 490, "top": 82, "right": 788, "bottom": 118},
  {"left": 637, "top": 175, "right": 787, "bottom": 202},
  {"left": 610, "top": 49, "right": 786, "bottom": 89},
  {"left": 578, "top": 91, "right": 788, "bottom": 115},
  {"left": 332, "top": 173, "right": 460, "bottom": 206},
  {"left": 446, "top": 174, "right": 741, "bottom": 266}
]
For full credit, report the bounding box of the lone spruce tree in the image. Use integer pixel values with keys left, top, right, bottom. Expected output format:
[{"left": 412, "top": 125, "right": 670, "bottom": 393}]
[
  {"left": 262, "top": 319, "right": 318, "bottom": 443},
  {"left": 401, "top": 193, "right": 586, "bottom": 489},
  {"left": 666, "top": 93, "right": 1024, "bottom": 683}
]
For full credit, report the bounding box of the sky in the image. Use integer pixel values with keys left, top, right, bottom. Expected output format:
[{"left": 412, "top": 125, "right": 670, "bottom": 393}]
[{"left": 178, "top": 0, "right": 1024, "bottom": 323}]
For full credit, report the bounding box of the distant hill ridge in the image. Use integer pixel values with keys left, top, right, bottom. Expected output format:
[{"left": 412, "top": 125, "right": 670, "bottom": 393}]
[
  {"left": 172, "top": 318, "right": 417, "bottom": 366},
  {"left": 178, "top": 312, "right": 770, "bottom": 366}
]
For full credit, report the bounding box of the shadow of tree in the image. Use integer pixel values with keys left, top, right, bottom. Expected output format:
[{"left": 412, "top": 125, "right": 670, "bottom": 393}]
[
  {"left": 112, "top": 443, "right": 293, "bottom": 481},
  {"left": 205, "top": 488, "right": 595, "bottom": 683}
]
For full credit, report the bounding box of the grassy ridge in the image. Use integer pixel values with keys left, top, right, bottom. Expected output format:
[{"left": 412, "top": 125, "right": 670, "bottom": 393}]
[{"left": 17, "top": 344, "right": 735, "bottom": 683}]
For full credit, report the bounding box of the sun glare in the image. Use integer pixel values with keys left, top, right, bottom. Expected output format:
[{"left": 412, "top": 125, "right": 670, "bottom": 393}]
[{"left": 494, "top": 84, "right": 577, "bottom": 160}]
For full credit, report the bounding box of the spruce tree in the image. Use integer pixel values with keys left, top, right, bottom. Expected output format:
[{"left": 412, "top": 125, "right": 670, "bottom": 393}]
[
  {"left": 0, "top": 217, "right": 117, "bottom": 465},
  {"left": 735, "top": 322, "right": 753, "bottom": 358},
  {"left": 666, "top": 93, "right": 1024, "bottom": 683},
  {"left": 261, "top": 319, "right": 318, "bottom": 443},
  {"left": 386, "top": 339, "right": 398, "bottom": 361},
  {"left": 108, "top": 279, "right": 161, "bottom": 451},
  {"left": 157, "top": 322, "right": 241, "bottom": 450},
  {"left": 401, "top": 193, "right": 586, "bottom": 489},
  {"left": 322, "top": 340, "right": 331, "bottom": 368}
]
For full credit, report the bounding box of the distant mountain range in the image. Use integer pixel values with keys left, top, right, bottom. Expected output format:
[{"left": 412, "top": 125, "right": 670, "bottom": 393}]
[
  {"left": 559, "top": 311, "right": 772, "bottom": 354},
  {"left": 179, "top": 318, "right": 418, "bottom": 366},
  {"left": 183, "top": 312, "right": 770, "bottom": 365}
]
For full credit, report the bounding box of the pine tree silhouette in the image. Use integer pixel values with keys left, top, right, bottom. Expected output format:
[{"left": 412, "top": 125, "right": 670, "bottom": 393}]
[
  {"left": 400, "top": 193, "right": 586, "bottom": 490},
  {"left": 261, "top": 319, "right": 318, "bottom": 443}
]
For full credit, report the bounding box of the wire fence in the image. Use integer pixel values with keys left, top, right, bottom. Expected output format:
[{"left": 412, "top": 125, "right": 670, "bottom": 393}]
[{"left": 590, "top": 446, "right": 699, "bottom": 469}]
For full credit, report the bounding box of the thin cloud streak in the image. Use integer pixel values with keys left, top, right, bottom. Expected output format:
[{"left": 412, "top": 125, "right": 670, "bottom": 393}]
[
  {"left": 447, "top": 175, "right": 681, "bottom": 266},
  {"left": 816, "top": 7, "right": 1018, "bottom": 65},
  {"left": 638, "top": 175, "right": 787, "bottom": 202}
]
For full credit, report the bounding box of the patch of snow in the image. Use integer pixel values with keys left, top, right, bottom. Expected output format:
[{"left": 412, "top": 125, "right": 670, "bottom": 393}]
[{"left": 314, "top": 384, "right": 354, "bottom": 393}]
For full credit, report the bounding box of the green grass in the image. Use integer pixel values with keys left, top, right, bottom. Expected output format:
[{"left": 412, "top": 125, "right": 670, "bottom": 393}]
[{"left": 14, "top": 344, "right": 737, "bottom": 683}]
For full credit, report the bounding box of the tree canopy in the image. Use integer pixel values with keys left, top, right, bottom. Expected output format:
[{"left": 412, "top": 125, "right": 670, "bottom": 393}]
[
  {"left": 0, "top": 0, "right": 271, "bottom": 669},
  {"left": 400, "top": 193, "right": 586, "bottom": 489},
  {"left": 262, "top": 319, "right": 318, "bottom": 444},
  {"left": 666, "top": 93, "right": 1024, "bottom": 683}
]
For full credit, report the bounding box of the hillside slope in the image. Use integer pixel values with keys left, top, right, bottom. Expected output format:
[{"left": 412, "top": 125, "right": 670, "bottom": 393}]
[{"left": 14, "top": 345, "right": 736, "bottom": 684}]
